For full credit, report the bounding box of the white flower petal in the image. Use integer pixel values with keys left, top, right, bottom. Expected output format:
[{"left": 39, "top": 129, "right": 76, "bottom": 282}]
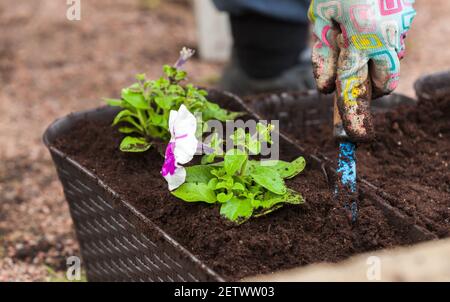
[
  {"left": 174, "top": 135, "right": 198, "bottom": 164},
  {"left": 162, "top": 105, "right": 198, "bottom": 191},
  {"left": 173, "top": 104, "right": 197, "bottom": 137},
  {"left": 168, "top": 109, "right": 179, "bottom": 138},
  {"left": 163, "top": 166, "right": 186, "bottom": 191},
  {"left": 169, "top": 104, "right": 198, "bottom": 164}
]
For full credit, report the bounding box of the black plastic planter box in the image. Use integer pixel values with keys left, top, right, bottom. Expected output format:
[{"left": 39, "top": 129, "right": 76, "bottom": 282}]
[{"left": 43, "top": 90, "right": 435, "bottom": 282}]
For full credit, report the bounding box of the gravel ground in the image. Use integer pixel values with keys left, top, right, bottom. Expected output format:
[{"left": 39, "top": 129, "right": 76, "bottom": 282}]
[{"left": 0, "top": 0, "right": 448, "bottom": 281}]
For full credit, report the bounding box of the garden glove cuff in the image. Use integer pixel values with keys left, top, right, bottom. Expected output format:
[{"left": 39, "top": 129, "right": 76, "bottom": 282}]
[{"left": 309, "top": 0, "right": 416, "bottom": 141}]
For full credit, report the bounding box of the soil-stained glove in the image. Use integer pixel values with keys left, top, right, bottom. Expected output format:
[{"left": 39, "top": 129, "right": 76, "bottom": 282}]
[{"left": 309, "top": 0, "right": 416, "bottom": 141}]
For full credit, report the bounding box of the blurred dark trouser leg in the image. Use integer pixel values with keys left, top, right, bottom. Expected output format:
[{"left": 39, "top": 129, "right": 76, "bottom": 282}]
[
  {"left": 212, "top": 0, "right": 314, "bottom": 95},
  {"left": 212, "top": 0, "right": 310, "bottom": 23},
  {"left": 229, "top": 13, "right": 308, "bottom": 79}
]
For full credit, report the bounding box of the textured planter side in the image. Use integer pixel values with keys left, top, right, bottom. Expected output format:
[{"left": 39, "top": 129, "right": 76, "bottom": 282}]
[{"left": 44, "top": 106, "right": 225, "bottom": 282}]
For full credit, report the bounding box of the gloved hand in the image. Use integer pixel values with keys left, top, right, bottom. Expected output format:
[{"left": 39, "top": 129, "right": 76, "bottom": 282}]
[{"left": 309, "top": 0, "right": 416, "bottom": 141}]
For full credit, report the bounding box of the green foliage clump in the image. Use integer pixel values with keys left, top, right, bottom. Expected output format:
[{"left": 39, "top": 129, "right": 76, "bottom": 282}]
[
  {"left": 172, "top": 124, "right": 306, "bottom": 223},
  {"left": 106, "top": 63, "right": 241, "bottom": 152}
]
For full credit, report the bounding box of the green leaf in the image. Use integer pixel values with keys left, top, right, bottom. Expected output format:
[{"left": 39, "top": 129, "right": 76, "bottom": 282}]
[
  {"left": 207, "top": 178, "right": 218, "bottom": 190},
  {"left": 185, "top": 165, "right": 215, "bottom": 183},
  {"left": 207, "top": 132, "right": 223, "bottom": 155},
  {"left": 203, "top": 101, "right": 243, "bottom": 122},
  {"left": 155, "top": 77, "right": 170, "bottom": 90},
  {"left": 248, "top": 184, "right": 263, "bottom": 195},
  {"left": 231, "top": 128, "right": 246, "bottom": 146},
  {"left": 250, "top": 166, "right": 286, "bottom": 195},
  {"left": 220, "top": 197, "right": 253, "bottom": 223},
  {"left": 136, "top": 73, "right": 146, "bottom": 81},
  {"left": 167, "top": 84, "right": 185, "bottom": 95},
  {"left": 260, "top": 189, "right": 304, "bottom": 208},
  {"left": 246, "top": 133, "right": 261, "bottom": 155},
  {"left": 149, "top": 113, "right": 167, "bottom": 128},
  {"left": 260, "top": 156, "right": 306, "bottom": 179},
  {"left": 210, "top": 168, "right": 226, "bottom": 179},
  {"left": 105, "top": 98, "right": 124, "bottom": 107},
  {"left": 113, "top": 115, "right": 144, "bottom": 133},
  {"left": 172, "top": 183, "right": 216, "bottom": 203},
  {"left": 224, "top": 149, "right": 247, "bottom": 175},
  {"left": 201, "top": 153, "right": 216, "bottom": 165},
  {"left": 216, "top": 178, "right": 234, "bottom": 190},
  {"left": 217, "top": 192, "right": 233, "bottom": 203},
  {"left": 118, "top": 127, "right": 140, "bottom": 134},
  {"left": 121, "top": 88, "right": 149, "bottom": 109},
  {"left": 119, "top": 136, "right": 152, "bottom": 152},
  {"left": 198, "top": 88, "right": 208, "bottom": 96},
  {"left": 255, "top": 189, "right": 304, "bottom": 217},
  {"left": 163, "top": 65, "right": 176, "bottom": 78},
  {"left": 256, "top": 123, "right": 274, "bottom": 144},
  {"left": 128, "top": 82, "right": 141, "bottom": 91},
  {"left": 249, "top": 197, "right": 262, "bottom": 208},
  {"left": 112, "top": 109, "right": 135, "bottom": 126},
  {"left": 154, "top": 96, "right": 173, "bottom": 110},
  {"left": 232, "top": 182, "right": 245, "bottom": 192},
  {"left": 175, "top": 70, "right": 187, "bottom": 81},
  {"left": 285, "top": 157, "right": 306, "bottom": 179}
]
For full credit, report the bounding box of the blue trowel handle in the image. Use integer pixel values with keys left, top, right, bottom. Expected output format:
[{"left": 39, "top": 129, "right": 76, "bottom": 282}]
[{"left": 334, "top": 95, "right": 358, "bottom": 222}]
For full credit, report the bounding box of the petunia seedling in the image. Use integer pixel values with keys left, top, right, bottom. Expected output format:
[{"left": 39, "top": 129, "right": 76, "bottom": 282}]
[
  {"left": 171, "top": 123, "right": 306, "bottom": 224},
  {"left": 106, "top": 47, "right": 242, "bottom": 152}
]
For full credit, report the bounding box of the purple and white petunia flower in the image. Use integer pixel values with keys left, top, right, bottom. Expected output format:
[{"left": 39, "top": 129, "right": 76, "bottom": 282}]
[{"left": 161, "top": 104, "right": 198, "bottom": 191}]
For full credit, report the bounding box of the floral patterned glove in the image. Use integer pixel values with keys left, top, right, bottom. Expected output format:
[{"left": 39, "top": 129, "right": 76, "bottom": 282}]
[{"left": 309, "top": 0, "right": 416, "bottom": 141}]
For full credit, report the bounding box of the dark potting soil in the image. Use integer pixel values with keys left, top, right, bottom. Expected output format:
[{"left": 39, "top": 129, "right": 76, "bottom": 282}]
[
  {"left": 53, "top": 116, "right": 417, "bottom": 280},
  {"left": 247, "top": 93, "right": 450, "bottom": 238}
]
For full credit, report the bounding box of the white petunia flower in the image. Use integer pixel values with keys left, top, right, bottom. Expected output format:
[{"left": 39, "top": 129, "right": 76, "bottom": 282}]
[{"left": 161, "top": 105, "right": 198, "bottom": 191}]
